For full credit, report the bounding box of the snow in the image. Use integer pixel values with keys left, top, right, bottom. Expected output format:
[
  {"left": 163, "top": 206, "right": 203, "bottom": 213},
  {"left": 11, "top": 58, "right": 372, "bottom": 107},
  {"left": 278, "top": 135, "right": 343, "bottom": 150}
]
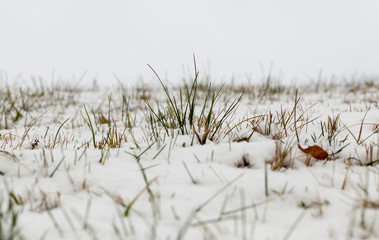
[{"left": 1, "top": 80, "right": 379, "bottom": 239}]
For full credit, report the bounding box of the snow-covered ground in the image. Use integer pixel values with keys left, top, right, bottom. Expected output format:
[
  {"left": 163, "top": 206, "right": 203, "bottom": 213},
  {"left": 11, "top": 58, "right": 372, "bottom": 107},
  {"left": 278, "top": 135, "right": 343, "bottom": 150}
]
[{"left": 1, "top": 77, "right": 379, "bottom": 240}]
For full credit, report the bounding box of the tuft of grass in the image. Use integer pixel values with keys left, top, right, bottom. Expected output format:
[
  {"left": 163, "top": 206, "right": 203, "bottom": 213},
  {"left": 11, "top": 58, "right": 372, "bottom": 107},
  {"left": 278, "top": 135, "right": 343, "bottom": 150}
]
[
  {"left": 234, "top": 153, "right": 253, "bottom": 168},
  {"left": 317, "top": 114, "right": 341, "bottom": 147},
  {"left": 146, "top": 56, "right": 242, "bottom": 145},
  {"left": 268, "top": 140, "right": 295, "bottom": 171},
  {"left": 97, "top": 126, "right": 127, "bottom": 149},
  {"left": 0, "top": 89, "right": 24, "bottom": 130}
]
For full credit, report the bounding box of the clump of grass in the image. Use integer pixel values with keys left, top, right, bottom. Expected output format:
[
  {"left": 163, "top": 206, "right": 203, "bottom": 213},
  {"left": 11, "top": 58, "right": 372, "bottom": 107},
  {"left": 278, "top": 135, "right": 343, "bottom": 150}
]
[
  {"left": 317, "top": 114, "right": 341, "bottom": 146},
  {"left": 234, "top": 153, "right": 253, "bottom": 168},
  {"left": 0, "top": 89, "right": 24, "bottom": 130},
  {"left": 145, "top": 56, "right": 242, "bottom": 145},
  {"left": 35, "top": 191, "right": 61, "bottom": 212},
  {"left": 326, "top": 115, "right": 340, "bottom": 145},
  {"left": 97, "top": 126, "right": 127, "bottom": 149},
  {"left": 268, "top": 140, "right": 295, "bottom": 170},
  {"left": 299, "top": 198, "right": 329, "bottom": 217},
  {"left": 121, "top": 94, "right": 136, "bottom": 129},
  {"left": 145, "top": 62, "right": 197, "bottom": 136},
  {"left": 249, "top": 111, "right": 288, "bottom": 140}
]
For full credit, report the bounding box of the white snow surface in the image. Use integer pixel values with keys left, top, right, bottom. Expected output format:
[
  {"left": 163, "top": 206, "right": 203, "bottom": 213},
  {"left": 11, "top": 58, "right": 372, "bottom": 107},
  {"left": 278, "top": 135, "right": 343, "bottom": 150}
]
[{"left": 0, "top": 81, "right": 379, "bottom": 240}]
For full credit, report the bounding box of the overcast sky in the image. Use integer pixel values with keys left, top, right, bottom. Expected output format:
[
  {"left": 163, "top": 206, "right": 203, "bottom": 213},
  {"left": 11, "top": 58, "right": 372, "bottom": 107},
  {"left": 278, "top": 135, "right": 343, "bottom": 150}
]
[{"left": 0, "top": 0, "right": 378, "bottom": 85}]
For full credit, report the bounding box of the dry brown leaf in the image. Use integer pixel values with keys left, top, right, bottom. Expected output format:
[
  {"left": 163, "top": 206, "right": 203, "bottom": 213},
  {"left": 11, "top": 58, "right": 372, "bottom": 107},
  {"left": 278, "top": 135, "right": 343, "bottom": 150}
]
[{"left": 298, "top": 144, "right": 328, "bottom": 160}]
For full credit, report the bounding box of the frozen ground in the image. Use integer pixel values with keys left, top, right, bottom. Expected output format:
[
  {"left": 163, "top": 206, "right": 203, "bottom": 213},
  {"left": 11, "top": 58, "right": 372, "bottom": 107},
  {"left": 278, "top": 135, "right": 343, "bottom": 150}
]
[{"left": 1, "top": 76, "right": 379, "bottom": 240}]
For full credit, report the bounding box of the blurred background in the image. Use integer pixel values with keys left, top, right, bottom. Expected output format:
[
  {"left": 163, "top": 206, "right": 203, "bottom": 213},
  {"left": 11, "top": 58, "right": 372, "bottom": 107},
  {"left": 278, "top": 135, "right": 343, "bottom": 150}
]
[{"left": 0, "top": 0, "right": 378, "bottom": 86}]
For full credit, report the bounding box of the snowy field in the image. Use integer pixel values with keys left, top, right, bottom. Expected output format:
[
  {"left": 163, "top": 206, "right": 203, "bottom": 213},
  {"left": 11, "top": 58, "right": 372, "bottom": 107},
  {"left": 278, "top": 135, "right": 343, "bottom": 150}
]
[
  {"left": 1, "top": 71, "right": 379, "bottom": 240},
  {"left": 1, "top": 0, "right": 379, "bottom": 239}
]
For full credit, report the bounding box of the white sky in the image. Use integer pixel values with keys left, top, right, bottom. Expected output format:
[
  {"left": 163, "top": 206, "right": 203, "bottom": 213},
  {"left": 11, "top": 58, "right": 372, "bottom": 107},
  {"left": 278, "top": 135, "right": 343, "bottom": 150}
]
[{"left": 0, "top": 0, "right": 378, "bottom": 85}]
